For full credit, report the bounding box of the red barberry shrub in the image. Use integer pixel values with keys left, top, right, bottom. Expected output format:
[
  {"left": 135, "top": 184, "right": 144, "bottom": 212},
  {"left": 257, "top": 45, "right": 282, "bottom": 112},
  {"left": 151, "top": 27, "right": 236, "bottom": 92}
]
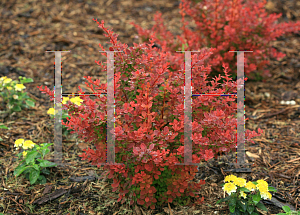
[
  {"left": 38, "top": 19, "right": 263, "bottom": 210},
  {"left": 131, "top": 0, "right": 300, "bottom": 80}
]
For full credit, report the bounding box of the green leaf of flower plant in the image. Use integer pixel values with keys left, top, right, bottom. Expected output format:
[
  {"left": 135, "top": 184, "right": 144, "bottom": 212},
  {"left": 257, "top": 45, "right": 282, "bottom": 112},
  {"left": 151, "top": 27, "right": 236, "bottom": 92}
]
[
  {"left": 25, "top": 100, "right": 35, "bottom": 107},
  {"left": 26, "top": 151, "right": 38, "bottom": 165},
  {"left": 41, "top": 148, "right": 50, "bottom": 158},
  {"left": 41, "top": 168, "right": 50, "bottom": 175},
  {"left": 14, "top": 165, "right": 31, "bottom": 177},
  {"left": 38, "top": 175, "right": 47, "bottom": 184},
  {"left": 229, "top": 197, "right": 237, "bottom": 207},
  {"left": 252, "top": 193, "right": 261, "bottom": 205},
  {"left": 39, "top": 160, "right": 57, "bottom": 168},
  {"left": 216, "top": 199, "right": 224, "bottom": 204},
  {"left": 21, "top": 78, "right": 33, "bottom": 84},
  {"left": 238, "top": 187, "right": 250, "bottom": 192},
  {"left": 231, "top": 209, "right": 241, "bottom": 215},
  {"left": 29, "top": 169, "right": 40, "bottom": 184},
  {"left": 247, "top": 205, "right": 254, "bottom": 213},
  {"left": 33, "top": 164, "right": 40, "bottom": 171},
  {"left": 256, "top": 202, "right": 268, "bottom": 211},
  {"left": 0, "top": 125, "right": 8, "bottom": 129},
  {"left": 282, "top": 206, "right": 291, "bottom": 213},
  {"left": 237, "top": 200, "right": 247, "bottom": 212},
  {"left": 12, "top": 105, "right": 21, "bottom": 112},
  {"left": 216, "top": 195, "right": 231, "bottom": 204},
  {"left": 268, "top": 186, "right": 277, "bottom": 192},
  {"left": 229, "top": 205, "right": 236, "bottom": 213}
]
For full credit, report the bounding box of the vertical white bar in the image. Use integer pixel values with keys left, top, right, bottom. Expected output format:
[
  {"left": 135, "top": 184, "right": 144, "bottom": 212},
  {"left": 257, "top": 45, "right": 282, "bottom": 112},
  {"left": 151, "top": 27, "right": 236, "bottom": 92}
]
[
  {"left": 54, "top": 52, "right": 62, "bottom": 165},
  {"left": 106, "top": 51, "right": 116, "bottom": 165}
]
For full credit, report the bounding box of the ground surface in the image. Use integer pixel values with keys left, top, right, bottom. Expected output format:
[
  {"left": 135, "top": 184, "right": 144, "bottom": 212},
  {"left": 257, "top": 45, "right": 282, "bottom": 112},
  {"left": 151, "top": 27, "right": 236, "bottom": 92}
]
[{"left": 0, "top": 0, "right": 300, "bottom": 214}]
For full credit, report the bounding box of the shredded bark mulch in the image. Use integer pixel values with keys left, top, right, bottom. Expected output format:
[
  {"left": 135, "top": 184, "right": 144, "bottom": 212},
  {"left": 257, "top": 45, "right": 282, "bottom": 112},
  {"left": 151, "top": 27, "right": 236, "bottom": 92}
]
[{"left": 0, "top": 0, "right": 300, "bottom": 214}]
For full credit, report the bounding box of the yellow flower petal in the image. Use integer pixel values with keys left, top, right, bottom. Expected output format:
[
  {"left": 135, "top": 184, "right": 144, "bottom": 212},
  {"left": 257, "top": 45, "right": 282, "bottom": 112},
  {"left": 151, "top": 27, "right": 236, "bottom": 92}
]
[
  {"left": 14, "top": 139, "right": 24, "bottom": 148},
  {"left": 245, "top": 181, "right": 256, "bottom": 191},
  {"left": 224, "top": 175, "right": 238, "bottom": 183},
  {"left": 23, "top": 151, "right": 27, "bottom": 157},
  {"left": 223, "top": 182, "right": 237, "bottom": 195},
  {"left": 3, "top": 78, "right": 12, "bottom": 84},
  {"left": 23, "top": 140, "right": 35, "bottom": 150},
  {"left": 233, "top": 177, "right": 247, "bottom": 187},
  {"left": 240, "top": 191, "right": 247, "bottom": 199},
  {"left": 62, "top": 97, "right": 70, "bottom": 104},
  {"left": 47, "top": 108, "right": 56, "bottom": 115},
  {"left": 15, "top": 84, "right": 26, "bottom": 91}
]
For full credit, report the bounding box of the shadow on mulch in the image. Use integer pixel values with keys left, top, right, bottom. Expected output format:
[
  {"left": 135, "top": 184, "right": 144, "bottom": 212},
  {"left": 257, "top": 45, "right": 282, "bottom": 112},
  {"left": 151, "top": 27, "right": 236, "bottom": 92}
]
[{"left": 0, "top": 0, "right": 300, "bottom": 214}]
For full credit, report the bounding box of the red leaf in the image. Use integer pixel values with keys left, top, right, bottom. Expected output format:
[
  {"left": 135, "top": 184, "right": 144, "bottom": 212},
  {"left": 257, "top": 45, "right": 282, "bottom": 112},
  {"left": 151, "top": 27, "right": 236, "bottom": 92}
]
[
  {"left": 145, "top": 163, "right": 153, "bottom": 172},
  {"left": 112, "top": 181, "right": 119, "bottom": 188},
  {"left": 140, "top": 143, "right": 146, "bottom": 151}
]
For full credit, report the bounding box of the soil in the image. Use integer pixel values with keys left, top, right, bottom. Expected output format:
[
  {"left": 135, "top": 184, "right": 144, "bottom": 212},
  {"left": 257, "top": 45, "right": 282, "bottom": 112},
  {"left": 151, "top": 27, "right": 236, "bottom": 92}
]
[{"left": 0, "top": 0, "right": 299, "bottom": 214}]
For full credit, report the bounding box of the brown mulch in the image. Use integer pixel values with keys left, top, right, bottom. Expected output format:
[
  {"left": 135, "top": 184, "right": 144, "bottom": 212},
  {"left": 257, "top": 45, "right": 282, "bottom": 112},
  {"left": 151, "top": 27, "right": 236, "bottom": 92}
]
[{"left": 0, "top": 0, "right": 300, "bottom": 214}]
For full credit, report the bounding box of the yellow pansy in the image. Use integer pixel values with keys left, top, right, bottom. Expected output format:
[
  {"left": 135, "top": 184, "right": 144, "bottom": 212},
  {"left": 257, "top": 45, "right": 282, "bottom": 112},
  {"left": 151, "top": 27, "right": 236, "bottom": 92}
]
[
  {"left": 3, "top": 78, "right": 12, "bottom": 84},
  {"left": 260, "top": 190, "right": 272, "bottom": 200},
  {"left": 14, "top": 139, "right": 24, "bottom": 149},
  {"left": 256, "top": 179, "right": 269, "bottom": 192},
  {"left": 0, "top": 76, "right": 7, "bottom": 81},
  {"left": 62, "top": 97, "right": 69, "bottom": 104},
  {"left": 245, "top": 181, "right": 256, "bottom": 191},
  {"left": 233, "top": 177, "right": 247, "bottom": 187},
  {"left": 70, "top": 97, "right": 83, "bottom": 106},
  {"left": 47, "top": 108, "right": 55, "bottom": 115},
  {"left": 223, "top": 182, "right": 237, "bottom": 196},
  {"left": 23, "top": 140, "right": 35, "bottom": 150},
  {"left": 224, "top": 175, "right": 238, "bottom": 183},
  {"left": 15, "top": 84, "right": 26, "bottom": 91}
]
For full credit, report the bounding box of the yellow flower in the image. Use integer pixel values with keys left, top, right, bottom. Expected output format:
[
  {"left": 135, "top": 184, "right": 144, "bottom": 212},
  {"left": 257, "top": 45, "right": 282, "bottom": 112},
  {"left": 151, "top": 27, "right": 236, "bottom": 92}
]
[
  {"left": 13, "top": 95, "right": 18, "bottom": 100},
  {"left": 260, "top": 191, "right": 272, "bottom": 200},
  {"left": 224, "top": 175, "right": 238, "bottom": 183},
  {"left": 70, "top": 97, "right": 83, "bottom": 106},
  {"left": 15, "top": 84, "right": 26, "bottom": 91},
  {"left": 23, "top": 140, "right": 35, "bottom": 150},
  {"left": 256, "top": 179, "right": 269, "bottom": 192},
  {"left": 47, "top": 108, "right": 55, "bottom": 115},
  {"left": 245, "top": 181, "right": 256, "bottom": 191},
  {"left": 233, "top": 177, "right": 247, "bottom": 187},
  {"left": 223, "top": 182, "right": 237, "bottom": 195},
  {"left": 240, "top": 191, "right": 247, "bottom": 199},
  {"left": 3, "top": 78, "right": 12, "bottom": 84},
  {"left": 6, "top": 86, "right": 13, "bottom": 90},
  {"left": 23, "top": 151, "right": 27, "bottom": 157},
  {"left": 0, "top": 76, "right": 7, "bottom": 81},
  {"left": 14, "top": 139, "right": 24, "bottom": 149},
  {"left": 62, "top": 97, "right": 69, "bottom": 104}
]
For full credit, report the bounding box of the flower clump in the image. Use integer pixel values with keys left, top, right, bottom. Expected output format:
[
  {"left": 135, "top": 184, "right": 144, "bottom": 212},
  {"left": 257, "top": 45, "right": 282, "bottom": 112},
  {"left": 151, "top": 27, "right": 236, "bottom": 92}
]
[
  {"left": 223, "top": 175, "right": 272, "bottom": 200},
  {"left": 47, "top": 96, "right": 83, "bottom": 116},
  {"left": 0, "top": 76, "right": 35, "bottom": 113},
  {"left": 14, "top": 139, "right": 35, "bottom": 151}
]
